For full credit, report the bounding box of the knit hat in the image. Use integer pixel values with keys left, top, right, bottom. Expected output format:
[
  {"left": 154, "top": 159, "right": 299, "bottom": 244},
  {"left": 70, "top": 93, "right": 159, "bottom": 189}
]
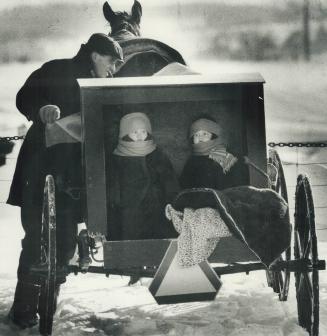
[
  {"left": 190, "top": 118, "right": 223, "bottom": 139},
  {"left": 118, "top": 112, "right": 152, "bottom": 139},
  {"left": 85, "top": 33, "right": 123, "bottom": 61}
]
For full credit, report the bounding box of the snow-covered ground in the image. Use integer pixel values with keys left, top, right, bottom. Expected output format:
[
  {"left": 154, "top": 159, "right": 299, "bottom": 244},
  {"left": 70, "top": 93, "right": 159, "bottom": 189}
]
[
  {"left": 1, "top": 59, "right": 327, "bottom": 335},
  {"left": 0, "top": 215, "right": 326, "bottom": 336}
]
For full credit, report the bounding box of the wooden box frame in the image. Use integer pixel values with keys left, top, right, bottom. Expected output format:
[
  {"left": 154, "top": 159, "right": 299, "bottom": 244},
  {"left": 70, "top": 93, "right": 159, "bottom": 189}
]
[{"left": 79, "top": 73, "right": 266, "bottom": 235}]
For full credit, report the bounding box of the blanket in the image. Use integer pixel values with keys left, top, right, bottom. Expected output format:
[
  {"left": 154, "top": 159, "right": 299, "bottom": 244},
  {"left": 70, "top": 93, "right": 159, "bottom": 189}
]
[
  {"left": 170, "top": 186, "right": 291, "bottom": 267},
  {"left": 166, "top": 205, "right": 232, "bottom": 267}
]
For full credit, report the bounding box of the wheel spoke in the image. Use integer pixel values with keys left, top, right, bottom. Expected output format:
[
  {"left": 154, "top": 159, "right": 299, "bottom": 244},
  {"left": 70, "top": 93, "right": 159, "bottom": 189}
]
[
  {"left": 303, "top": 238, "right": 312, "bottom": 260},
  {"left": 303, "top": 272, "right": 313, "bottom": 298},
  {"left": 295, "top": 231, "right": 304, "bottom": 258},
  {"left": 297, "top": 273, "right": 304, "bottom": 295}
]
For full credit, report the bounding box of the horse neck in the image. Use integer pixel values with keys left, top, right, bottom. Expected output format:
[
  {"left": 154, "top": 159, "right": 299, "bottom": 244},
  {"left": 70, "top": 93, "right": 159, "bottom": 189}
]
[
  {"left": 111, "top": 29, "right": 137, "bottom": 42},
  {"left": 110, "top": 22, "right": 140, "bottom": 42}
]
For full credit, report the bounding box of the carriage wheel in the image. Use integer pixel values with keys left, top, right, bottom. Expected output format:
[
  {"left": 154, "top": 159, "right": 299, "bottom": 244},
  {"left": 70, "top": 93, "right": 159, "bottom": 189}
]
[
  {"left": 294, "top": 174, "right": 319, "bottom": 336},
  {"left": 266, "top": 149, "right": 291, "bottom": 301},
  {"left": 39, "top": 175, "right": 57, "bottom": 336}
]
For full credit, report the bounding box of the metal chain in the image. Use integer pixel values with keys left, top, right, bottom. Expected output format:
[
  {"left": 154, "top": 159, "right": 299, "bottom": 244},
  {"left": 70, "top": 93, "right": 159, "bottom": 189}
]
[
  {"left": 2, "top": 137, "right": 327, "bottom": 147},
  {"left": 0, "top": 136, "right": 25, "bottom": 142},
  {"left": 268, "top": 142, "right": 327, "bottom": 148}
]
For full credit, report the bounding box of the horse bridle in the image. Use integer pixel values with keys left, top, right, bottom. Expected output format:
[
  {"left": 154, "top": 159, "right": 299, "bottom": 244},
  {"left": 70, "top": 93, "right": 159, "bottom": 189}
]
[{"left": 111, "top": 22, "right": 140, "bottom": 37}]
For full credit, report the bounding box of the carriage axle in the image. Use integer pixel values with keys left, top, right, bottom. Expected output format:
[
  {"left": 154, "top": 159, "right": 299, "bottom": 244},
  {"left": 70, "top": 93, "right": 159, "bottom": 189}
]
[{"left": 55, "top": 257, "right": 326, "bottom": 279}]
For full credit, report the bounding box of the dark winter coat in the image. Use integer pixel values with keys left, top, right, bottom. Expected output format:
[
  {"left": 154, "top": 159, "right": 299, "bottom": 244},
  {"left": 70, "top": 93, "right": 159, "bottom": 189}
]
[
  {"left": 107, "top": 148, "right": 180, "bottom": 240},
  {"left": 7, "top": 47, "right": 93, "bottom": 207},
  {"left": 180, "top": 154, "right": 249, "bottom": 190}
]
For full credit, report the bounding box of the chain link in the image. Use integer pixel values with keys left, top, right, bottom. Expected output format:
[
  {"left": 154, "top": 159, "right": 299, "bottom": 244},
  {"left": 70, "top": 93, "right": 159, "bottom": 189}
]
[
  {"left": 0, "top": 136, "right": 25, "bottom": 142},
  {"left": 2, "top": 137, "right": 327, "bottom": 148},
  {"left": 268, "top": 142, "right": 327, "bottom": 148}
]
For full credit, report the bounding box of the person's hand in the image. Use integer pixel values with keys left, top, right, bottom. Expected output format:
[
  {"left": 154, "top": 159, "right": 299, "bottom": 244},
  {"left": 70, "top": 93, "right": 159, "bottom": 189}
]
[
  {"left": 39, "top": 105, "right": 60, "bottom": 124},
  {"left": 243, "top": 155, "right": 250, "bottom": 164}
]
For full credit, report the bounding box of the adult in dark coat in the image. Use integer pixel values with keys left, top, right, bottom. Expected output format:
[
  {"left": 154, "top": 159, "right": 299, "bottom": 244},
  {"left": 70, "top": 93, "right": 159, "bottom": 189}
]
[
  {"left": 7, "top": 33, "right": 123, "bottom": 329},
  {"left": 180, "top": 117, "right": 249, "bottom": 190},
  {"left": 108, "top": 113, "right": 179, "bottom": 241}
]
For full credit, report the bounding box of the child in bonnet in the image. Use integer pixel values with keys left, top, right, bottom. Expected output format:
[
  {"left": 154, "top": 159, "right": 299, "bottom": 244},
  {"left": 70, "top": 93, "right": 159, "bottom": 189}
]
[
  {"left": 180, "top": 116, "right": 249, "bottom": 190},
  {"left": 107, "top": 112, "right": 179, "bottom": 240}
]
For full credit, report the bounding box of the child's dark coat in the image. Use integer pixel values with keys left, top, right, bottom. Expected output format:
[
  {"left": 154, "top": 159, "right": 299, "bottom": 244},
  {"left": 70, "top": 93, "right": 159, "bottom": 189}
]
[
  {"left": 107, "top": 148, "right": 179, "bottom": 240},
  {"left": 180, "top": 155, "right": 249, "bottom": 190}
]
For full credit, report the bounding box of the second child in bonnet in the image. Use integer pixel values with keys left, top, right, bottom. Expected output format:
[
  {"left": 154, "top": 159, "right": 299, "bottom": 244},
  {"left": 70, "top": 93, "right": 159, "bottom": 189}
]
[
  {"left": 180, "top": 116, "right": 248, "bottom": 190},
  {"left": 108, "top": 112, "right": 179, "bottom": 240}
]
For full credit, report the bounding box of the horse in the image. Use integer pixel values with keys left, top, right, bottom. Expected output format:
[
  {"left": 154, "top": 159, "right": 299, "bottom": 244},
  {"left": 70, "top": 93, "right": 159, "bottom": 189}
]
[
  {"left": 103, "top": 0, "right": 186, "bottom": 77},
  {"left": 103, "top": 0, "right": 142, "bottom": 41}
]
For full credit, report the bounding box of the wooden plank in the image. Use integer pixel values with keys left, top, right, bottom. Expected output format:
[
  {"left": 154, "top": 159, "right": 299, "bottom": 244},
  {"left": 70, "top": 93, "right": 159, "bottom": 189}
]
[
  {"left": 243, "top": 84, "right": 268, "bottom": 188},
  {"left": 103, "top": 239, "right": 171, "bottom": 269},
  {"left": 80, "top": 85, "right": 241, "bottom": 106},
  {"left": 78, "top": 72, "right": 265, "bottom": 89},
  {"left": 81, "top": 91, "right": 107, "bottom": 234},
  {"left": 103, "top": 236, "right": 259, "bottom": 269}
]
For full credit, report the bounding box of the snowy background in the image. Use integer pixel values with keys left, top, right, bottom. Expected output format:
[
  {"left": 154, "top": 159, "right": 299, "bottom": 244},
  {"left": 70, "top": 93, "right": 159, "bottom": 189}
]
[{"left": 1, "top": 0, "right": 327, "bottom": 335}]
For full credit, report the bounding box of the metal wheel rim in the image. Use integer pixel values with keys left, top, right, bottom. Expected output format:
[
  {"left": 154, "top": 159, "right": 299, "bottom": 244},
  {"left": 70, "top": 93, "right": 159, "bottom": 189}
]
[
  {"left": 294, "top": 174, "right": 319, "bottom": 336},
  {"left": 268, "top": 149, "right": 291, "bottom": 301},
  {"left": 39, "top": 175, "right": 57, "bottom": 336}
]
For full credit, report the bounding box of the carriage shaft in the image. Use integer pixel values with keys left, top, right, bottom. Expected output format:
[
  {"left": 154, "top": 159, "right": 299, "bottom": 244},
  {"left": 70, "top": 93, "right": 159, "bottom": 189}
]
[
  {"left": 66, "top": 258, "right": 325, "bottom": 279},
  {"left": 213, "top": 259, "right": 325, "bottom": 276}
]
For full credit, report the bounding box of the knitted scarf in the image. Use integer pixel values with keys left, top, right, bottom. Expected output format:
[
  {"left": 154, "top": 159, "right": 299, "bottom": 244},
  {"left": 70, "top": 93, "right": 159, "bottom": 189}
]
[
  {"left": 192, "top": 139, "right": 238, "bottom": 174},
  {"left": 113, "top": 139, "right": 156, "bottom": 157}
]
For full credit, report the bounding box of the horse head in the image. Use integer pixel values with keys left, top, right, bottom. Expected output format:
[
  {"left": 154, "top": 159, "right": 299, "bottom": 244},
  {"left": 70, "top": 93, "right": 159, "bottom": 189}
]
[
  {"left": 103, "top": 0, "right": 142, "bottom": 40},
  {"left": 103, "top": 0, "right": 186, "bottom": 77}
]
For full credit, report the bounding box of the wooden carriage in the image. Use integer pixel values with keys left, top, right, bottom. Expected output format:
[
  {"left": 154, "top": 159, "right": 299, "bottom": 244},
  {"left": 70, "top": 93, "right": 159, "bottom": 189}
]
[{"left": 36, "top": 61, "right": 325, "bottom": 336}]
